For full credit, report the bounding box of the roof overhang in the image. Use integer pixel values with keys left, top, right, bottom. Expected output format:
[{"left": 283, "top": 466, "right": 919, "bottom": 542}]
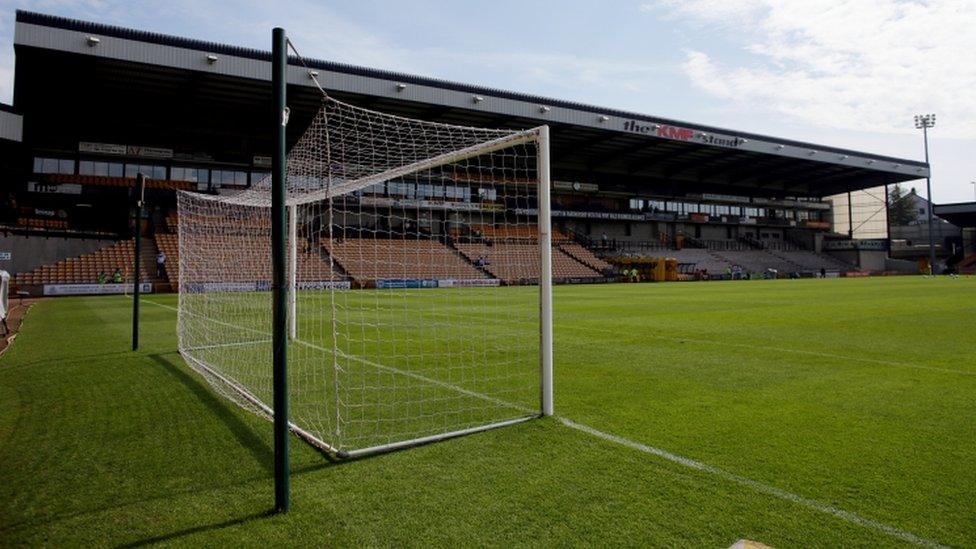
[
  {"left": 13, "top": 10, "right": 929, "bottom": 198},
  {"left": 933, "top": 202, "right": 976, "bottom": 228}
]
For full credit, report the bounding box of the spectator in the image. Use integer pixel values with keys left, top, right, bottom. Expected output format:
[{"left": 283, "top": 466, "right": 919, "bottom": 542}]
[
  {"left": 98, "top": 272, "right": 108, "bottom": 284},
  {"left": 156, "top": 250, "right": 167, "bottom": 278},
  {"left": 0, "top": 269, "right": 9, "bottom": 335},
  {"left": 112, "top": 268, "right": 123, "bottom": 283}
]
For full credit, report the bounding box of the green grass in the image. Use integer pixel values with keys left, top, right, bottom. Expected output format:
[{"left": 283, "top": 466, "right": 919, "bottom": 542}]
[{"left": 1, "top": 277, "right": 975, "bottom": 547}]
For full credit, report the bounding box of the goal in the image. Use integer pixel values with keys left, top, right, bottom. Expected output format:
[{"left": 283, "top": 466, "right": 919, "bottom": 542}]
[{"left": 177, "top": 95, "right": 552, "bottom": 458}]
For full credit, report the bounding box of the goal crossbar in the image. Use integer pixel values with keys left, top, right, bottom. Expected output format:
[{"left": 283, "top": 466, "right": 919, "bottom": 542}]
[{"left": 288, "top": 127, "right": 543, "bottom": 206}]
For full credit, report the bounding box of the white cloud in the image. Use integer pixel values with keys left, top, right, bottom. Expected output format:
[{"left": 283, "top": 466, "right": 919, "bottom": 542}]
[{"left": 648, "top": 0, "right": 976, "bottom": 139}]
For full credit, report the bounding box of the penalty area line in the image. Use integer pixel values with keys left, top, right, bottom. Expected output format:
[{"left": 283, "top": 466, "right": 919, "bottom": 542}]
[{"left": 558, "top": 417, "right": 947, "bottom": 549}]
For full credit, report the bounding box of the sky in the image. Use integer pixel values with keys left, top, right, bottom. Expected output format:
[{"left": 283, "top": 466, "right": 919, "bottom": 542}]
[{"left": 1, "top": 0, "right": 973, "bottom": 202}]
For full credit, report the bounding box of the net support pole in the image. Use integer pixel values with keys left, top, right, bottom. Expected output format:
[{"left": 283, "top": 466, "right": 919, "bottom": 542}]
[
  {"left": 131, "top": 172, "right": 145, "bottom": 352},
  {"left": 271, "top": 26, "right": 290, "bottom": 514},
  {"left": 537, "top": 126, "right": 554, "bottom": 417},
  {"left": 288, "top": 203, "right": 297, "bottom": 340}
]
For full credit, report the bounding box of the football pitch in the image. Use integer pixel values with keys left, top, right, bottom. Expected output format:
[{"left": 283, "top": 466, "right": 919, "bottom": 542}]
[{"left": 1, "top": 277, "right": 974, "bottom": 547}]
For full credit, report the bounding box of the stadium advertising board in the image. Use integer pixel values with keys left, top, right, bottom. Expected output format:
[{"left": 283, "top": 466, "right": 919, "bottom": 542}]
[
  {"left": 78, "top": 141, "right": 173, "bottom": 158},
  {"left": 376, "top": 279, "right": 500, "bottom": 289},
  {"left": 437, "top": 279, "right": 501, "bottom": 288},
  {"left": 43, "top": 282, "right": 152, "bottom": 296},
  {"left": 359, "top": 196, "right": 486, "bottom": 212},
  {"left": 297, "top": 281, "right": 352, "bottom": 290},
  {"left": 27, "top": 181, "right": 83, "bottom": 195},
  {"left": 184, "top": 281, "right": 350, "bottom": 293},
  {"left": 376, "top": 279, "right": 439, "bottom": 289},
  {"left": 622, "top": 121, "right": 746, "bottom": 149},
  {"left": 514, "top": 208, "right": 644, "bottom": 221},
  {"left": 78, "top": 141, "right": 126, "bottom": 155},
  {"left": 823, "top": 239, "right": 887, "bottom": 251}
]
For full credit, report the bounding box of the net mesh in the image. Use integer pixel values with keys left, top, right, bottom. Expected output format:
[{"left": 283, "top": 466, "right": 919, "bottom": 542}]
[{"left": 177, "top": 95, "right": 545, "bottom": 455}]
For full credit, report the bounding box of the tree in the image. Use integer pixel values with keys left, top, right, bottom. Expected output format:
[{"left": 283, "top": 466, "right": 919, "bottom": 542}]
[{"left": 888, "top": 184, "right": 918, "bottom": 226}]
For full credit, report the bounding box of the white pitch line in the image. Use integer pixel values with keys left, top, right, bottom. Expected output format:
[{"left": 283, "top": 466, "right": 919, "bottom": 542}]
[
  {"left": 559, "top": 417, "right": 947, "bottom": 549},
  {"left": 138, "top": 296, "right": 947, "bottom": 547},
  {"left": 560, "top": 323, "right": 976, "bottom": 377}
]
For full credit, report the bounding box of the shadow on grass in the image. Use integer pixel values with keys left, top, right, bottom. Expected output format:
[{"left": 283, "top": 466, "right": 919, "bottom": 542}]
[
  {"left": 147, "top": 352, "right": 273, "bottom": 473},
  {"left": 117, "top": 510, "right": 274, "bottom": 548},
  {"left": 3, "top": 350, "right": 132, "bottom": 369}
]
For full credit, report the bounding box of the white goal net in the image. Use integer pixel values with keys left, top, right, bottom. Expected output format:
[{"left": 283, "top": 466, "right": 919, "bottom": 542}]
[{"left": 177, "top": 95, "right": 551, "bottom": 458}]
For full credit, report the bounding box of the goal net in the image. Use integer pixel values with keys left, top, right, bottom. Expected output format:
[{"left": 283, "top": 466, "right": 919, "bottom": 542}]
[{"left": 177, "top": 96, "right": 551, "bottom": 458}]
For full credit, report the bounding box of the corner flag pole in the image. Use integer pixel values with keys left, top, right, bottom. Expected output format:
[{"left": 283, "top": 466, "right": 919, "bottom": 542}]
[
  {"left": 271, "top": 26, "right": 290, "bottom": 513},
  {"left": 132, "top": 172, "right": 145, "bottom": 351}
]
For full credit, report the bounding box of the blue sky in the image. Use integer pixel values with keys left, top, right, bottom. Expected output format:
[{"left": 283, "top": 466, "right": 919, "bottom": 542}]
[{"left": 2, "top": 0, "right": 974, "bottom": 202}]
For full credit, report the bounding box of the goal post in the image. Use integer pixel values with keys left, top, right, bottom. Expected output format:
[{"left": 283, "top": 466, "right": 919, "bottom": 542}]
[
  {"left": 176, "top": 71, "right": 553, "bottom": 463},
  {"left": 538, "top": 125, "right": 553, "bottom": 417}
]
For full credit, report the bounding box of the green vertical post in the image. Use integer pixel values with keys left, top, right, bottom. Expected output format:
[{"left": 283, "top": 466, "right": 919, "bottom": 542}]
[
  {"left": 132, "top": 172, "right": 145, "bottom": 351},
  {"left": 271, "top": 26, "right": 290, "bottom": 513}
]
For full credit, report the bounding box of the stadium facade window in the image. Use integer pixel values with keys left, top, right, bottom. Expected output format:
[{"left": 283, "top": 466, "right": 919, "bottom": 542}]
[
  {"left": 211, "top": 170, "right": 248, "bottom": 186},
  {"left": 477, "top": 188, "right": 497, "bottom": 201},
  {"left": 444, "top": 185, "right": 470, "bottom": 201},
  {"left": 362, "top": 183, "right": 385, "bottom": 195},
  {"left": 34, "top": 157, "right": 75, "bottom": 174},
  {"left": 125, "top": 163, "right": 166, "bottom": 180},
  {"left": 389, "top": 181, "right": 415, "bottom": 198},
  {"left": 250, "top": 171, "right": 270, "bottom": 185},
  {"left": 80, "top": 160, "right": 116, "bottom": 176},
  {"left": 172, "top": 166, "right": 211, "bottom": 183},
  {"left": 629, "top": 198, "right": 644, "bottom": 210},
  {"left": 419, "top": 184, "right": 446, "bottom": 199}
]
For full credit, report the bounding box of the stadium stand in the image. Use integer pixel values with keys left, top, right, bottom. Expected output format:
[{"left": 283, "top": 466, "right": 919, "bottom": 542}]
[
  {"left": 13, "top": 239, "right": 149, "bottom": 285},
  {"left": 769, "top": 250, "right": 854, "bottom": 272},
  {"left": 165, "top": 212, "right": 179, "bottom": 233},
  {"left": 559, "top": 242, "right": 614, "bottom": 273},
  {"left": 182, "top": 235, "right": 345, "bottom": 284},
  {"left": 711, "top": 250, "right": 798, "bottom": 273},
  {"left": 456, "top": 243, "right": 601, "bottom": 283},
  {"left": 957, "top": 253, "right": 976, "bottom": 274},
  {"left": 323, "top": 238, "right": 485, "bottom": 285},
  {"left": 469, "top": 224, "right": 571, "bottom": 243},
  {"left": 662, "top": 248, "right": 731, "bottom": 275},
  {"left": 155, "top": 233, "right": 179, "bottom": 282}
]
